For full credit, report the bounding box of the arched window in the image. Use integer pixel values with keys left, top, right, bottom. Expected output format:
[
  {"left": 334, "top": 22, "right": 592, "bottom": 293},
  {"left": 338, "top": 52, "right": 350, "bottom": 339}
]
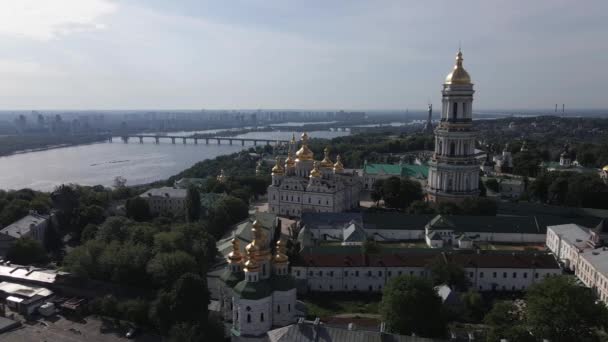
[
  {"left": 448, "top": 178, "right": 453, "bottom": 192},
  {"left": 260, "top": 312, "right": 264, "bottom": 322},
  {"left": 288, "top": 304, "right": 291, "bottom": 312},
  {"left": 462, "top": 102, "right": 467, "bottom": 117},
  {"left": 262, "top": 263, "right": 266, "bottom": 276},
  {"left": 247, "top": 314, "right": 251, "bottom": 323},
  {"left": 450, "top": 142, "right": 456, "bottom": 156},
  {"left": 465, "top": 176, "right": 470, "bottom": 191},
  {"left": 277, "top": 305, "right": 281, "bottom": 313},
  {"left": 438, "top": 140, "right": 443, "bottom": 155},
  {"left": 452, "top": 102, "right": 458, "bottom": 120}
]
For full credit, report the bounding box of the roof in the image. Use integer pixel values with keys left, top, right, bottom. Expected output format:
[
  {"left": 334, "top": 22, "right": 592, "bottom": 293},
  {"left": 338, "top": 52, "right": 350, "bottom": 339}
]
[
  {"left": 301, "top": 213, "right": 362, "bottom": 229},
  {"left": 233, "top": 279, "right": 272, "bottom": 300},
  {"left": 0, "top": 264, "right": 66, "bottom": 284},
  {"left": 363, "top": 213, "right": 433, "bottom": 231},
  {"left": 0, "top": 213, "right": 48, "bottom": 239},
  {"left": 579, "top": 247, "right": 608, "bottom": 277},
  {"left": 547, "top": 224, "right": 591, "bottom": 250},
  {"left": 174, "top": 177, "right": 206, "bottom": 189},
  {"left": 429, "top": 215, "right": 545, "bottom": 235},
  {"left": 0, "top": 281, "right": 53, "bottom": 298},
  {"left": 217, "top": 213, "right": 277, "bottom": 258},
  {"left": 267, "top": 321, "right": 443, "bottom": 342},
  {"left": 140, "top": 186, "right": 186, "bottom": 199},
  {"left": 343, "top": 223, "right": 366, "bottom": 242},
  {"left": 296, "top": 246, "right": 559, "bottom": 270},
  {"left": 363, "top": 163, "right": 429, "bottom": 179}
]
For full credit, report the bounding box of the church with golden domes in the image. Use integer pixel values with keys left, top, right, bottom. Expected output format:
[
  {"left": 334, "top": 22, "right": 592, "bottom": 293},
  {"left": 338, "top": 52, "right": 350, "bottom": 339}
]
[
  {"left": 426, "top": 50, "right": 481, "bottom": 203},
  {"left": 220, "top": 220, "right": 297, "bottom": 337},
  {"left": 267, "top": 132, "right": 362, "bottom": 217}
]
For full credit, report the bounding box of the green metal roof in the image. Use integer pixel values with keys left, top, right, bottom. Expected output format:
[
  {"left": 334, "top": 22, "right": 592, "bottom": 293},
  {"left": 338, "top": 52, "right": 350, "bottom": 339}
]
[
  {"left": 363, "top": 163, "right": 429, "bottom": 179},
  {"left": 233, "top": 279, "right": 272, "bottom": 300},
  {"left": 220, "top": 269, "right": 244, "bottom": 288}
]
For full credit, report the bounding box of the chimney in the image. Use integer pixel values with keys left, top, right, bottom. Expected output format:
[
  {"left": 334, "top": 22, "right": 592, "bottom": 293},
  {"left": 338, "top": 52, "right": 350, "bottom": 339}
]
[
  {"left": 379, "top": 322, "right": 386, "bottom": 333},
  {"left": 347, "top": 322, "right": 356, "bottom": 331}
]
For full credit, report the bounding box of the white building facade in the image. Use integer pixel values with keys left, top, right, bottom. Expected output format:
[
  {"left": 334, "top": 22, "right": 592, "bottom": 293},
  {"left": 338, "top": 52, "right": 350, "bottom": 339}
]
[
  {"left": 139, "top": 187, "right": 187, "bottom": 216},
  {"left": 267, "top": 133, "right": 361, "bottom": 217},
  {"left": 427, "top": 50, "right": 480, "bottom": 203}
]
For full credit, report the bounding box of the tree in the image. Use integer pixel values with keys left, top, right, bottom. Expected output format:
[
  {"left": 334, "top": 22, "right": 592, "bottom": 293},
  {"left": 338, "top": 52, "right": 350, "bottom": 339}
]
[
  {"left": 460, "top": 197, "right": 497, "bottom": 216},
  {"left": 381, "top": 177, "right": 403, "bottom": 208},
  {"left": 0, "top": 199, "right": 30, "bottom": 226},
  {"left": 427, "top": 257, "right": 468, "bottom": 291},
  {"left": 460, "top": 289, "right": 485, "bottom": 322},
  {"left": 525, "top": 275, "right": 608, "bottom": 342},
  {"left": 125, "top": 197, "right": 151, "bottom": 221},
  {"left": 146, "top": 251, "right": 198, "bottom": 287},
  {"left": 169, "top": 273, "right": 210, "bottom": 323},
  {"left": 370, "top": 180, "right": 384, "bottom": 206},
  {"left": 407, "top": 200, "right": 436, "bottom": 214},
  {"left": 43, "top": 219, "right": 63, "bottom": 258},
  {"left": 485, "top": 178, "right": 500, "bottom": 193},
  {"left": 185, "top": 186, "right": 201, "bottom": 222},
  {"left": 380, "top": 275, "right": 445, "bottom": 337},
  {"left": 484, "top": 301, "right": 533, "bottom": 342},
  {"left": 6, "top": 238, "right": 48, "bottom": 264}
]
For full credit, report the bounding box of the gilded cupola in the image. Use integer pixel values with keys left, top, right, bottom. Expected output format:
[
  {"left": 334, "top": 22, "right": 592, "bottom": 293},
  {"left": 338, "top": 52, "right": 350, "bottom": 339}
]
[
  {"left": 227, "top": 238, "right": 243, "bottom": 264},
  {"left": 285, "top": 150, "right": 296, "bottom": 169},
  {"left": 271, "top": 157, "right": 284, "bottom": 175},
  {"left": 243, "top": 248, "right": 260, "bottom": 272},
  {"left": 246, "top": 219, "right": 271, "bottom": 261},
  {"left": 320, "top": 147, "right": 333, "bottom": 168},
  {"left": 309, "top": 161, "right": 322, "bottom": 178},
  {"left": 445, "top": 49, "right": 471, "bottom": 85},
  {"left": 295, "top": 132, "right": 314, "bottom": 161},
  {"left": 333, "top": 154, "right": 344, "bottom": 173},
  {"left": 217, "top": 169, "right": 227, "bottom": 183},
  {"left": 274, "top": 238, "right": 289, "bottom": 264}
]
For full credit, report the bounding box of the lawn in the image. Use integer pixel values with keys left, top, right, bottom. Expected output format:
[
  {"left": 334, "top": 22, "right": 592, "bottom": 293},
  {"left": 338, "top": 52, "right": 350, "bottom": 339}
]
[{"left": 300, "top": 293, "right": 381, "bottom": 319}]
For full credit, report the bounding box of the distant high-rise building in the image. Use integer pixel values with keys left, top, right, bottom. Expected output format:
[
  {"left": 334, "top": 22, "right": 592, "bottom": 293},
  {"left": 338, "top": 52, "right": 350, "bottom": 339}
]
[
  {"left": 423, "top": 103, "right": 433, "bottom": 133},
  {"left": 426, "top": 50, "right": 480, "bottom": 203}
]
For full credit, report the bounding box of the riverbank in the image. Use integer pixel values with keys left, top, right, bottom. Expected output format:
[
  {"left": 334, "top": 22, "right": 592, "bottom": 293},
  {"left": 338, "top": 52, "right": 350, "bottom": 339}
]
[{"left": 0, "top": 134, "right": 107, "bottom": 157}]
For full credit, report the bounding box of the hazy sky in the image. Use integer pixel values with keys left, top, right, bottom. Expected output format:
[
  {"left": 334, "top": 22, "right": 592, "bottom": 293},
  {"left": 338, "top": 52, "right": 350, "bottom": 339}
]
[{"left": 0, "top": 0, "right": 606, "bottom": 110}]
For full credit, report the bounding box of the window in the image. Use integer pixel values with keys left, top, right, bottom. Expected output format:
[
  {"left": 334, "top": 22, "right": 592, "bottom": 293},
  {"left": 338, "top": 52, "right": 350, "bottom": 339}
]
[
  {"left": 277, "top": 305, "right": 280, "bottom": 313},
  {"left": 344, "top": 271, "right": 348, "bottom": 276},
  {"left": 388, "top": 271, "right": 392, "bottom": 277},
  {"left": 523, "top": 272, "right": 528, "bottom": 279},
  {"left": 410, "top": 271, "right": 414, "bottom": 275},
  {"left": 288, "top": 304, "right": 291, "bottom": 312},
  {"left": 535, "top": 273, "right": 539, "bottom": 279},
  {"left": 369, "top": 285, "right": 373, "bottom": 292},
  {"left": 480, "top": 272, "right": 484, "bottom": 278},
  {"left": 378, "top": 271, "right": 383, "bottom": 277},
  {"left": 513, "top": 272, "right": 517, "bottom": 278},
  {"left": 469, "top": 272, "right": 474, "bottom": 278},
  {"left": 309, "top": 271, "right": 313, "bottom": 277},
  {"left": 308, "top": 198, "right": 311, "bottom": 203},
  {"left": 503, "top": 272, "right": 507, "bottom": 278},
  {"left": 260, "top": 313, "right": 264, "bottom": 322},
  {"left": 368, "top": 271, "right": 372, "bottom": 277},
  {"left": 247, "top": 314, "right": 251, "bottom": 323},
  {"left": 355, "top": 271, "right": 359, "bottom": 277},
  {"left": 493, "top": 272, "right": 497, "bottom": 278},
  {"left": 329, "top": 271, "right": 334, "bottom": 277},
  {"left": 452, "top": 103, "right": 458, "bottom": 120}
]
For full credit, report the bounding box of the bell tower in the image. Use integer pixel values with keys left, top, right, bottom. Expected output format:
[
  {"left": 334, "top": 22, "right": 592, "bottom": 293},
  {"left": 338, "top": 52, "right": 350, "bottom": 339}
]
[{"left": 426, "top": 50, "right": 480, "bottom": 203}]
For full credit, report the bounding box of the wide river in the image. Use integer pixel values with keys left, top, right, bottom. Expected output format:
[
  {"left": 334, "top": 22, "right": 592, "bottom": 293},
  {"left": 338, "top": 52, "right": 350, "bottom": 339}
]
[{"left": 0, "top": 130, "right": 348, "bottom": 191}]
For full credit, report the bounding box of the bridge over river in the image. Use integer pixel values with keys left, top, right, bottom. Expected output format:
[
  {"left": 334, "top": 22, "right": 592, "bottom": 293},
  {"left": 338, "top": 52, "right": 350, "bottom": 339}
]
[{"left": 108, "top": 134, "right": 290, "bottom": 146}]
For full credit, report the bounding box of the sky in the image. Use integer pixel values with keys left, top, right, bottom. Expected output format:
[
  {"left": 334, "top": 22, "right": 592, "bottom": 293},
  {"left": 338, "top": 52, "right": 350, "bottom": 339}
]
[{"left": 0, "top": 0, "right": 607, "bottom": 111}]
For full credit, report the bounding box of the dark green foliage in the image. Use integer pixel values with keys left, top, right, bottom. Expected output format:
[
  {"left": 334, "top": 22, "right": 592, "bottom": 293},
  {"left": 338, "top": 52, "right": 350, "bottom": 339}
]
[
  {"left": 185, "top": 186, "right": 201, "bottom": 222},
  {"left": 525, "top": 275, "right": 608, "bottom": 342},
  {"left": 146, "top": 251, "right": 198, "bottom": 287},
  {"left": 207, "top": 195, "right": 249, "bottom": 237},
  {"left": 427, "top": 257, "right": 468, "bottom": 291},
  {"left": 484, "top": 301, "right": 533, "bottom": 342},
  {"left": 380, "top": 275, "right": 445, "bottom": 338},
  {"left": 530, "top": 172, "right": 608, "bottom": 208},
  {"left": 375, "top": 176, "right": 424, "bottom": 210},
  {"left": 436, "top": 197, "right": 497, "bottom": 216},
  {"left": 485, "top": 178, "right": 500, "bottom": 193},
  {"left": 0, "top": 199, "right": 30, "bottom": 226},
  {"left": 7, "top": 238, "right": 48, "bottom": 265},
  {"left": 407, "top": 200, "right": 436, "bottom": 214},
  {"left": 460, "top": 290, "right": 485, "bottom": 322},
  {"left": 125, "top": 196, "right": 151, "bottom": 221}
]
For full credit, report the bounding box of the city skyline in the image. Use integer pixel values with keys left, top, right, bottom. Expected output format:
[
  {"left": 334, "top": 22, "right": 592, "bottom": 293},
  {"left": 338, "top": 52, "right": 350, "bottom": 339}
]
[{"left": 1, "top": 0, "right": 607, "bottom": 110}]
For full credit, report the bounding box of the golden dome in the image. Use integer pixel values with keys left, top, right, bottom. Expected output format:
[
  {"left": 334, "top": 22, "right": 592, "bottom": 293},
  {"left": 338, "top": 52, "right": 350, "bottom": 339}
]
[
  {"left": 271, "top": 157, "right": 284, "bottom": 175},
  {"left": 274, "top": 239, "right": 289, "bottom": 264},
  {"left": 333, "top": 154, "right": 344, "bottom": 172},
  {"left": 603, "top": 165, "right": 608, "bottom": 172},
  {"left": 243, "top": 249, "right": 260, "bottom": 272},
  {"left": 310, "top": 161, "right": 322, "bottom": 178},
  {"left": 227, "top": 238, "right": 243, "bottom": 264},
  {"left": 296, "top": 132, "right": 314, "bottom": 161},
  {"left": 320, "top": 147, "right": 333, "bottom": 168},
  {"left": 247, "top": 220, "right": 271, "bottom": 260},
  {"left": 445, "top": 50, "right": 471, "bottom": 85},
  {"left": 285, "top": 150, "right": 296, "bottom": 169}
]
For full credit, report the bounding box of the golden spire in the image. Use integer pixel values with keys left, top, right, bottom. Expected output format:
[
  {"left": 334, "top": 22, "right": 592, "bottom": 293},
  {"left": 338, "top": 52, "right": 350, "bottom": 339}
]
[
  {"left": 255, "top": 160, "right": 263, "bottom": 176},
  {"left": 295, "top": 132, "right": 314, "bottom": 161},
  {"left": 445, "top": 49, "right": 471, "bottom": 85},
  {"left": 320, "top": 147, "right": 333, "bottom": 168},
  {"left": 247, "top": 219, "right": 271, "bottom": 261},
  {"left": 274, "top": 238, "right": 289, "bottom": 264},
  {"left": 217, "top": 169, "right": 227, "bottom": 183},
  {"left": 227, "top": 237, "right": 243, "bottom": 264},
  {"left": 333, "top": 154, "right": 344, "bottom": 173},
  {"left": 290, "top": 133, "right": 296, "bottom": 144},
  {"left": 243, "top": 248, "right": 260, "bottom": 272},
  {"left": 271, "top": 156, "right": 284, "bottom": 175},
  {"left": 285, "top": 149, "right": 296, "bottom": 169},
  {"left": 310, "top": 161, "right": 322, "bottom": 178}
]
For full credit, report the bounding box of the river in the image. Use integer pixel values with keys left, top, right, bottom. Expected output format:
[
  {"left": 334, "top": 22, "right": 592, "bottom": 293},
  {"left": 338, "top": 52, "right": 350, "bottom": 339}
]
[{"left": 0, "top": 130, "right": 348, "bottom": 191}]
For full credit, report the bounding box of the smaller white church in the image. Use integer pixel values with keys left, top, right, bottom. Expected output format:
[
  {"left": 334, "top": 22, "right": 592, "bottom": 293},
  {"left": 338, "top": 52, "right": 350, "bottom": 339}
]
[{"left": 220, "top": 220, "right": 297, "bottom": 338}]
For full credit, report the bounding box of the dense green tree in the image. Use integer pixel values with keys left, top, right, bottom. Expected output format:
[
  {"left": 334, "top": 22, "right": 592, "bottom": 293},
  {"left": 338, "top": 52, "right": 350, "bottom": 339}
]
[
  {"left": 525, "top": 275, "right": 608, "bottom": 342},
  {"left": 80, "top": 223, "right": 99, "bottom": 242},
  {"left": 0, "top": 199, "right": 30, "bottom": 226},
  {"left": 96, "top": 216, "right": 132, "bottom": 243},
  {"left": 407, "top": 200, "right": 436, "bottom": 214},
  {"left": 460, "top": 197, "right": 497, "bottom": 216},
  {"left": 125, "top": 197, "right": 151, "bottom": 221},
  {"left": 370, "top": 180, "right": 383, "bottom": 206},
  {"left": 169, "top": 273, "right": 209, "bottom": 323},
  {"left": 378, "top": 177, "right": 424, "bottom": 209},
  {"left": 185, "top": 186, "right": 201, "bottom": 222},
  {"left": 484, "top": 301, "right": 533, "bottom": 342},
  {"left": 460, "top": 290, "right": 485, "bottom": 322},
  {"left": 6, "top": 238, "right": 48, "bottom": 264},
  {"left": 484, "top": 178, "right": 500, "bottom": 193},
  {"left": 380, "top": 275, "right": 445, "bottom": 337},
  {"left": 146, "top": 251, "right": 198, "bottom": 287},
  {"left": 43, "top": 219, "right": 63, "bottom": 257},
  {"left": 427, "top": 257, "right": 468, "bottom": 291}
]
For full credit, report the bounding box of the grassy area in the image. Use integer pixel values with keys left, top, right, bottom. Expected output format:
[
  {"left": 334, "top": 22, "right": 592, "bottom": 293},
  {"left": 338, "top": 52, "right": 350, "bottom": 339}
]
[{"left": 301, "top": 293, "right": 381, "bottom": 319}]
